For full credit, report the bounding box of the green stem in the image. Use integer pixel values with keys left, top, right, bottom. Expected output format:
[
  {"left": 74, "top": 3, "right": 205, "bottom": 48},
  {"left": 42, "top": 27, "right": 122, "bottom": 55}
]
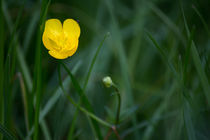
[
  {"left": 113, "top": 85, "right": 121, "bottom": 125},
  {"left": 18, "top": 73, "right": 30, "bottom": 134},
  {"left": 83, "top": 33, "right": 109, "bottom": 90},
  {"left": 33, "top": 30, "right": 42, "bottom": 140},
  {"left": 33, "top": 0, "right": 50, "bottom": 139},
  {"left": 61, "top": 61, "right": 103, "bottom": 139},
  {"left": 68, "top": 33, "right": 109, "bottom": 140},
  {"left": 0, "top": 0, "right": 4, "bottom": 139},
  {"left": 58, "top": 64, "right": 112, "bottom": 128}
]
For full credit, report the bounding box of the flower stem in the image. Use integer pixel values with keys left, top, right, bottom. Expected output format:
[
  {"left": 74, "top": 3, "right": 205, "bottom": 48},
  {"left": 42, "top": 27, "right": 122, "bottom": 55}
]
[
  {"left": 58, "top": 63, "right": 112, "bottom": 128},
  {"left": 113, "top": 85, "right": 121, "bottom": 125}
]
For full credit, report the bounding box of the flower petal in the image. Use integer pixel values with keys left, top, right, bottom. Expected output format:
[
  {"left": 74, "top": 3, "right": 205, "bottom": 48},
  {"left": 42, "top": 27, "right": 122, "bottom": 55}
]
[
  {"left": 66, "top": 39, "right": 78, "bottom": 57},
  {"left": 42, "top": 32, "right": 61, "bottom": 51},
  {"left": 63, "top": 19, "right": 80, "bottom": 38},
  {"left": 42, "top": 19, "right": 63, "bottom": 51},
  {"left": 48, "top": 50, "right": 69, "bottom": 59},
  {"left": 44, "top": 19, "right": 63, "bottom": 38}
]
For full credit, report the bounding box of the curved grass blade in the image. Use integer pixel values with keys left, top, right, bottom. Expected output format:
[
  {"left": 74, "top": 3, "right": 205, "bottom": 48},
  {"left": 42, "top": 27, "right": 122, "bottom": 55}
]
[
  {"left": 23, "top": 10, "right": 40, "bottom": 54},
  {"left": 68, "top": 33, "right": 109, "bottom": 140},
  {"left": 3, "top": 1, "right": 46, "bottom": 138},
  {"left": 3, "top": 2, "right": 50, "bottom": 138},
  {"left": 147, "top": 2, "right": 185, "bottom": 45},
  {"left": 83, "top": 32, "right": 109, "bottom": 90},
  {"left": 3, "top": 0, "right": 25, "bottom": 132},
  {"left": 180, "top": 2, "right": 210, "bottom": 106},
  {"left": 146, "top": 32, "right": 177, "bottom": 76},
  {"left": 60, "top": 62, "right": 103, "bottom": 140},
  {"left": 183, "top": 27, "right": 195, "bottom": 84},
  {"left": 3, "top": 0, "right": 33, "bottom": 94},
  {"left": 25, "top": 62, "right": 81, "bottom": 140},
  {"left": 40, "top": 120, "right": 51, "bottom": 140},
  {"left": 0, "top": 123, "right": 18, "bottom": 140},
  {"left": 192, "top": 5, "right": 210, "bottom": 38},
  {"left": 18, "top": 73, "right": 30, "bottom": 135},
  {"left": 6, "top": 0, "right": 25, "bottom": 57},
  {"left": 58, "top": 64, "right": 112, "bottom": 128},
  {"left": 180, "top": 2, "right": 203, "bottom": 140}
]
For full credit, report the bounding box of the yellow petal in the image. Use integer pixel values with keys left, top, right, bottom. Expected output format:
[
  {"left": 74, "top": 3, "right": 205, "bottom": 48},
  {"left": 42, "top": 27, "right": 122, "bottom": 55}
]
[
  {"left": 42, "top": 32, "right": 61, "bottom": 51},
  {"left": 66, "top": 39, "right": 78, "bottom": 57},
  {"left": 61, "top": 40, "right": 78, "bottom": 57},
  {"left": 48, "top": 50, "right": 69, "bottom": 59},
  {"left": 63, "top": 19, "right": 80, "bottom": 38},
  {"left": 44, "top": 19, "right": 63, "bottom": 38},
  {"left": 42, "top": 19, "right": 63, "bottom": 51}
]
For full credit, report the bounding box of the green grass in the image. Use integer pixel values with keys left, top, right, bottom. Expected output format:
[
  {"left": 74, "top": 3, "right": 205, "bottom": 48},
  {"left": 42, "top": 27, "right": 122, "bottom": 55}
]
[
  {"left": 1, "top": 0, "right": 210, "bottom": 140},
  {"left": 0, "top": 0, "right": 4, "bottom": 139},
  {"left": 33, "top": 0, "right": 51, "bottom": 140}
]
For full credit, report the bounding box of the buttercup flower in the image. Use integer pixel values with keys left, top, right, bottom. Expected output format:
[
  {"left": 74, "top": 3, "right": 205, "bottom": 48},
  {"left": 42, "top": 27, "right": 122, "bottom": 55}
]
[{"left": 42, "top": 19, "right": 80, "bottom": 59}]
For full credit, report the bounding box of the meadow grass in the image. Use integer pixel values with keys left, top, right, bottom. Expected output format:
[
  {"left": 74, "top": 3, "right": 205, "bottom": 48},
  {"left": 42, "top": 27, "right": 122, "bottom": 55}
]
[{"left": 0, "top": 0, "right": 210, "bottom": 140}]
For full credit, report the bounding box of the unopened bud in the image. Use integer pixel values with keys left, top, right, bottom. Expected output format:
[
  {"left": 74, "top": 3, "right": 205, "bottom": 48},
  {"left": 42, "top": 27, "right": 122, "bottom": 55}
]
[{"left": 102, "top": 76, "right": 113, "bottom": 88}]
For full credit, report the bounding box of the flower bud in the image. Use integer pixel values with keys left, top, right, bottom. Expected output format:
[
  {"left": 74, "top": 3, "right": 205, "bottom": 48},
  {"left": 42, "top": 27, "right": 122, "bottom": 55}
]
[{"left": 102, "top": 76, "right": 113, "bottom": 88}]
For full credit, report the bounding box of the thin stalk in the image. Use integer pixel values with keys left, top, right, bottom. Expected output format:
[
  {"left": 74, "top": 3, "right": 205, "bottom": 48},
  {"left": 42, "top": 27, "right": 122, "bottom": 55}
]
[
  {"left": 104, "top": 126, "right": 121, "bottom": 140},
  {"left": 33, "top": 0, "right": 50, "bottom": 140},
  {"left": 33, "top": 25, "right": 43, "bottom": 140},
  {"left": 58, "top": 64, "right": 112, "bottom": 128},
  {"left": 104, "top": 83, "right": 122, "bottom": 140},
  {"left": 68, "top": 33, "right": 109, "bottom": 140},
  {"left": 0, "top": 0, "right": 4, "bottom": 139},
  {"left": 113, "top": 85, "right": 121, "bottom": 125},
  {"left": 61, "top": 61, "right": 103, "bottom": 140},
  {"left": 18, "top": 73, "right": 30, "bottom": 135},
  {"left": 3, "top": 0, "right": 25, "bottom": 131},
  {"left": 83, "top": 33, "right": 109, "bottom": 90}
]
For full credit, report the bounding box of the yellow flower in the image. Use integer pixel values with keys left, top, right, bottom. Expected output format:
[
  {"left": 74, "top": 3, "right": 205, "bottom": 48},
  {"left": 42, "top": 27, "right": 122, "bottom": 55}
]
[{"left": 42, "top": 19, "right": 80, "bottom": 59}]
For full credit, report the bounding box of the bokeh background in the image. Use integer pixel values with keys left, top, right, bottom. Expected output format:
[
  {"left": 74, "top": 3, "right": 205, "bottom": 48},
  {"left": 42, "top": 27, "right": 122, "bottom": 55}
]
[{"left": 1, "top": 0, "right": 210, "bottom": 139}]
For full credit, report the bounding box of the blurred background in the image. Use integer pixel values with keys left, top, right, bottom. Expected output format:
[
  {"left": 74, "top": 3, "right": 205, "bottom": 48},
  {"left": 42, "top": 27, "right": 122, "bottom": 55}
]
[{"left": 1, "top": 0, "right": 210, "bottom": 139}]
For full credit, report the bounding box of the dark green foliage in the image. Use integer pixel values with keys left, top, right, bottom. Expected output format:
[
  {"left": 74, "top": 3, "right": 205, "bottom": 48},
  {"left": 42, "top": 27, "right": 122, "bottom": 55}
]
[{"left": 1, "top": 0, "right": 210, "bottom": 140}]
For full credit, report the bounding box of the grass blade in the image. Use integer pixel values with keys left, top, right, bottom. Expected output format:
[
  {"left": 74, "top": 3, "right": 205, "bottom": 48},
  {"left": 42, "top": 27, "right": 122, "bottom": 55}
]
[
  {"left": 58, "top": 63, "right": 111, "bottom": 128},
  {"left": 68, "top": 33, "right": 109, "bottom": 140},
  {"left": 146, "top": 32, "right": 177, "bottom": 76},
  {"left": 23, "top": 10, "right": 40, "bottom": 54},
  {"left": 3, "top": 0, "right": 25, "bottom": 131},
  {"left": 33, "top": 0, "right": 51, "bottom": 139},
  {"left": 18, "top": 73, "right": 30, "bottom": 135},
  {"left": 105, "top": 0, "right": 140, "bottom": 138},
  {"left": 0, "top": 0, "right": 4, "bottom": 139},
  {"left": 142, "top": 82, "right": 177, "bottom": 140},
  {"left": 147, "top": 2, "right": 185, "bottom": 45},
  {"left": 183, "top": 27, "right": 195, "bottom": 84},
  {"left": 183, "top": 99, "right": 196, "bottom": 140},
  {"left": 181, "top": 2, "right": 210, "bottom": 106},
  {"left": 61, "top": 62, "right": 103, "bottom": 140},
  {"left": 83, "top": 32, "right": 109, "bottom": 90},
  {"left": 40, "top": 62, "right": 81, "bottom": 121},
  {"left": 192, "top": 5, "right": 210, "bottom": 38},
  {"left": 6, "top": 0, "right": 25, "bottom": 57},
  {"left": 40, "top": 120, "right": 51, "bottom": 140},
  {"left": 0, "top": 123, "right": 18, "bottom": 140},
  {"left": 25, "top": 62, "right": 81, "bottom": 140}
]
